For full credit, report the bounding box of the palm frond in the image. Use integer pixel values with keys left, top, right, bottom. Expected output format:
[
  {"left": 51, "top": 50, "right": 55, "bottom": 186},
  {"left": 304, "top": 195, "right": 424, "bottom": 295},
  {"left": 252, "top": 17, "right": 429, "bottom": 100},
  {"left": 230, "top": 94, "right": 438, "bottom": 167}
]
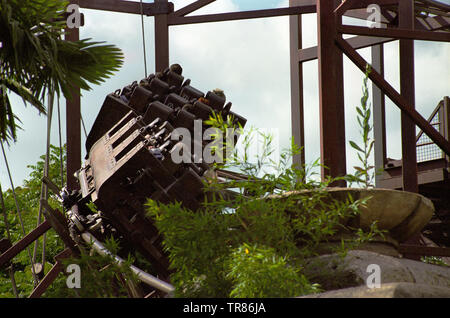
[
  {"left": 0, "top": 0, "right": 124, "bottom": 142},
  {"left": 0, "top": 83, "right": 23, "bottom": 144}
]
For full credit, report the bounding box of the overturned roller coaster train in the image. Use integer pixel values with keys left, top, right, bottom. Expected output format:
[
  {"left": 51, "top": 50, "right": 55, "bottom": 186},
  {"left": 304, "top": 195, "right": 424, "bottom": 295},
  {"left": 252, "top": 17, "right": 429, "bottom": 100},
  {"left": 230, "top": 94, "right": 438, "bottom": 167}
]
[{"left": 61, "top": 64, "right": 247, "bottom": 282}]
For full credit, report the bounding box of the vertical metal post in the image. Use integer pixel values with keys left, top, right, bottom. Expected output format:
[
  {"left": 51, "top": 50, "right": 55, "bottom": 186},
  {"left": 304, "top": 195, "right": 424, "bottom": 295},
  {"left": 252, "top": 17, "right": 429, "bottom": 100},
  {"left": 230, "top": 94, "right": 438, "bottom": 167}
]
[
  {"left": 317, "top": 0, "right": 346, "bottom": 185},
  {"left": 154, "top": 0, "right": 169, "bottom": 72},
  {"left": 64, "top": 27, "right": 81, "bottom": 191},
  {"left": 289, "top": 1, "right": 305, "bottom": 169},
  {"left": 335, "top": 33, "right": 346, "bottom": 183},
  {"left": 399, "top": 0, "right": 421, "bottom": 258},
  {"left": 399, "top": 0, "right": 418, "bottom": 193},
  {"left": 444, "top": 96, "right": 450, "bottom": 163},
  {"left": 372, "top": 44, "right": 387, "bottom": 187}
]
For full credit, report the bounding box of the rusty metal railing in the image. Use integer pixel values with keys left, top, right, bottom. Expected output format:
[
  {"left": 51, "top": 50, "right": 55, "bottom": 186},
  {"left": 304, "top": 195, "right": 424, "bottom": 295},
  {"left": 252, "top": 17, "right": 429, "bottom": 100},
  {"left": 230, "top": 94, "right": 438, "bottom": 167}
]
[{"left": 416, "top": 97, "right": 449, "bottom": 163}]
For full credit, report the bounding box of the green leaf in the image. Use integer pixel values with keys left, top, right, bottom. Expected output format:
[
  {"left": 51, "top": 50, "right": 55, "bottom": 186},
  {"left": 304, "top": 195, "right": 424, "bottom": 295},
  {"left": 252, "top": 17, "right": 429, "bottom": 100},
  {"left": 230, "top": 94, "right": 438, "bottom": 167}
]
[
  {"left": 356, "top": 107, "right": 364, "bottom": 117},
  {"left": 349, "top": 141, "right": 364, "bottom": 152}
]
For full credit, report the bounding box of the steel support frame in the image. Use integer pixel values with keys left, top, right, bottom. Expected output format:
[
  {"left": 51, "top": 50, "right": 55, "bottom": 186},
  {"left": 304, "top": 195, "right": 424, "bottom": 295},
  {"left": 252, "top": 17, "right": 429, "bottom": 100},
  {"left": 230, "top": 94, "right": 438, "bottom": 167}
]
[
  {"left": 336, "top": 37, "right": 450, "bottom": 157},
  {"left": 0, "top": 220, "right": 51, "bottom": 268},
  {"left": 62, "top": 0, "right": 449, "bottom": 191},
  {"left": 5, "top": 0, "right": 446, "bottom": 298},
  {"left": 399, "top": 0, "right": 418, "bottom": 193},
  {"left": 65, "top": 27, "right": 82, "bottom": 191},
  {"left": 65, "top": 0, "right": 322, "bottom": 182},
  {"left": 6, "top": 0, "right": 449, "bottom": 299},
  {"left": 56, "top": 0, "right": 450, "bottom": 199},
  {"left": 289, "top": 1, "right": 305, "bottom": 169},
  {"left": 316, "top": 0, "right": 347, "bottom": 185},
  {"left": 372, "top": 43, "right": 387, "bottom": 187},
  {"left": 330, "top": 0, "right": 450, "bottom": 190},
  {"left": 292, "top": 1, "right": 450, "bottom": 187},
  {"left": 155, "top": 0, "right": 170, "bottom": 72},
  {"left": 444, "top": 96, "right": 450, "bottom": 164},
  {"left": 28, "top": 248, "right": 72, "bottom": 298}
]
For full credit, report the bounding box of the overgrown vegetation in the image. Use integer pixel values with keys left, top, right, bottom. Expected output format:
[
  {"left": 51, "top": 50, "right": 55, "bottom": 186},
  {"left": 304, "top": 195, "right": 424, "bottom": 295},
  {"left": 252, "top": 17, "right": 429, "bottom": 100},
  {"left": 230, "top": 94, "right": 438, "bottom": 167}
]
[
  {"left": 421, "top": 256, "right": 450, "bottom": 267},
  {"left": 0, "top": 65, "right": 391, "bottom": 298},
  {"left": 147, "top": 110, "right": 383, "bottom": 297},
  {"left": 42, "top": 237, "right": 141, "bottom": 298},
  {"left": 0, "top": 145, "right": 66, "bottom": 297},
  {"left": 348, "top": 64, "right": 377, "bottom": 188}
]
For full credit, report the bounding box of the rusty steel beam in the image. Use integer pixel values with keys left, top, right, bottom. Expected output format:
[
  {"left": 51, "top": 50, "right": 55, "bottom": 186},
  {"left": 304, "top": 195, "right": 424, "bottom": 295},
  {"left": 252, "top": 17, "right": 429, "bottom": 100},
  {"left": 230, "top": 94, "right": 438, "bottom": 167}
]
[
  {"left": 334, "top": 0, "right": 360, "bottom": 17},
  {"left": 419, "top": 0, "right": 450, "bottom": 12},
  {"left": 289, "top": 3, "right": 305, "bottom": 169},
  {"left": 155, "top": 0, "right": 170, "bottom": 72},
  {"left": 70, "top": 0, "right": 173, "bottom": 16},
  {"left": 28, "top": 248, "right": 72, "bottom": 298},
  {"left": 298, "top": 35, "right": 394, "bottom": 63},
  {"left": 335, "top": 37, "right": 450, "bottom": 157},
  {"left": 399, "top": 0, "right": 418, "bottom": 193},
  {"left": 372, "top": 43, "right": 387, "bottom": 187},
  {"left": 335, "top": 0, "right": 399, "bottom": 17},
  {"left": 334, "top": 0, "right": 346, "bottom": 187},
  {"left": 65, "top": 27, "right": 82, "bottom": 191},
  {"left": 167, "top": 5, "right": 316, "bottom": 25},
  {"left": 172, "top": 0, "right": 216, "bottom": 17},
  {"left": 445, "top": 97, "right": 450, "bottom": 146},
  {"left": 417, "top": 15, "right": 450, "bottom": 31},
  {"left": 0, "top": 220, "right": 51, "bottom": 268},
  {"left": 338, "top": 24, "right": 450, "bottom": 42},
  {"left": 444, "top": 96, "right": 450, "bottom": 164},
  {"left": 317, "top": 0, "right": 347, "bottom": 185},
  {"left": 28, "top": 261, "right": 63, "bottom": 298},
  {"left": 299, "top": 14, "right": 448, "bottom": 63}
]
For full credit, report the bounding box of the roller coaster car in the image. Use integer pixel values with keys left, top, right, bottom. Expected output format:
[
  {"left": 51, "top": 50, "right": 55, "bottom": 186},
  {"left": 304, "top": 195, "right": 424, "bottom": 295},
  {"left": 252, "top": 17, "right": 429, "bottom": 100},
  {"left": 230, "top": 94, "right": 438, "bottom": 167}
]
[{"left": 64, "top": 64, "right": 247, "bottom": 279}]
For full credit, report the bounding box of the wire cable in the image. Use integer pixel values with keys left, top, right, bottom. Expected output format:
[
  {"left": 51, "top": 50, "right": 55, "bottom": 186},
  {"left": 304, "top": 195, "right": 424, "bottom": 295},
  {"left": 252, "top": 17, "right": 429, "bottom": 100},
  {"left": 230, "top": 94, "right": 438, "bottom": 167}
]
[
  {"left": 140, "top": 0, "right": 148, "bottom": 78},
  {"left": 32, "top": 92, "right": 53, "bottom": 278}
]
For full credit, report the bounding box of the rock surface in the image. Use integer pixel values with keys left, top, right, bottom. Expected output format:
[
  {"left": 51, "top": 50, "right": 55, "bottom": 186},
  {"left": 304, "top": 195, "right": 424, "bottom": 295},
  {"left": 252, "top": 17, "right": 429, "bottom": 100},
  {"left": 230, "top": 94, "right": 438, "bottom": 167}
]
[
  {"left": 280, "top": 188, "right": 434, "bottom": 243},
  {"left": 324, "top": 188, "right": 434, "bottom": 243},
  {"left": 300, "top": 283, "right": 450, "bottom": 298},
  {"left": 303, "top": 250, "right": 450, "bottom": 291}
]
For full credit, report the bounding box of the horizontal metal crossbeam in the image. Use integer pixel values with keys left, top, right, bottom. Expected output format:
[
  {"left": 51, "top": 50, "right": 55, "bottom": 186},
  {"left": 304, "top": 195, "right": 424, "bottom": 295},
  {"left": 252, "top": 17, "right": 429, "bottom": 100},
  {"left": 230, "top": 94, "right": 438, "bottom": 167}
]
[
  {"left": 69, "top": 0, "right": 174, "bottom": 16},
  {"left": 335, "top": 36, "right": 450, "bottom": 158},
  {"left": 0, "top": 220, "right": 51, "bottom": 268},
  {"left": 338, "top": 25, "right": 450, "bottom": 42},
  {"left": 167, "top": 6, "right": 317, "bottom": 25},
  {"left": 298, "top": 35, "right": 393, "bottom": 63}
]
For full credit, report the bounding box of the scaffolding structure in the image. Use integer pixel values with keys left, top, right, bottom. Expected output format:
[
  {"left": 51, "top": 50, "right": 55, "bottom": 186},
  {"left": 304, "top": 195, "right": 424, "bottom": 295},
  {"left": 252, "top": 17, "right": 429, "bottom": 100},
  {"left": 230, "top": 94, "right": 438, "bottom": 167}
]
[
  {"left": 64, "top": 0, "right": 450, "bottom": 191},
  {"left": 1, "top": 0, "right": 450, "bottom": 298},
  {"left": 62, "top": 0, "right": 450, "bottom": 254}
]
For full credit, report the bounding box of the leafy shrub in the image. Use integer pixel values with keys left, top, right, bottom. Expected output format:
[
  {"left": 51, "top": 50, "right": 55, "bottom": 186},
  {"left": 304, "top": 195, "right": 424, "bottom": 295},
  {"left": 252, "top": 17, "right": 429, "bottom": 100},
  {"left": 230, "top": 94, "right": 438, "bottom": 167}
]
[
  {"left": 147, "top": 124, "right": 382, "bottom": 297},
  {"left": 0, "top": 145, "right": 66, "bottom": 297},
  {"left": 43, "top": 237, "right": 140, "bottom": 298},
  {"left": 227, "top": 243, "right": 320, "bottom": 298}
]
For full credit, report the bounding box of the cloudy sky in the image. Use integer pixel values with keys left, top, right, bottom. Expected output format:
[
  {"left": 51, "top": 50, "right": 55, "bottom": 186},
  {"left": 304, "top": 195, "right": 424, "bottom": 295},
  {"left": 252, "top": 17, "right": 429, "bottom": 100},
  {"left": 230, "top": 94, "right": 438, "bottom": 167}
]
[{"left": 1, "top": 0, "right": 449, "bottom": 189}]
